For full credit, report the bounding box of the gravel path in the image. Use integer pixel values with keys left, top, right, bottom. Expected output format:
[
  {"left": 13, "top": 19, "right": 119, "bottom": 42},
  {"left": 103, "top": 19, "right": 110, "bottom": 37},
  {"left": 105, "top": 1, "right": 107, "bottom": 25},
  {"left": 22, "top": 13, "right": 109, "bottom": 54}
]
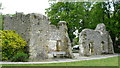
[{"left": 0, "top": 54, "right": 119, "bottom": 64}]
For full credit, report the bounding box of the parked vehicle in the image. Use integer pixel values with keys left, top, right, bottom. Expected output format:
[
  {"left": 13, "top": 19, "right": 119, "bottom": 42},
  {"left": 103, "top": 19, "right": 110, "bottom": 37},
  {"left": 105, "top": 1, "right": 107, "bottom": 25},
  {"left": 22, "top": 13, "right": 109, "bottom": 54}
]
[{"left": 72, "top": 45, "right": 79, "bottom": 53}]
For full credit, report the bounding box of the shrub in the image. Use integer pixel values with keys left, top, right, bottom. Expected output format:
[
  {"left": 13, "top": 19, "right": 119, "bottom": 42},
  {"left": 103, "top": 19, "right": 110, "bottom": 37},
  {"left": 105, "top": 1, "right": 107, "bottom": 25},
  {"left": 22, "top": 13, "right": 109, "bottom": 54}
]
[
  {"left": 11, "top": 52, "right": 28, "bottom": 62},
  {"left": 0, "top": 30, "right": 28, "bottom": 61}
]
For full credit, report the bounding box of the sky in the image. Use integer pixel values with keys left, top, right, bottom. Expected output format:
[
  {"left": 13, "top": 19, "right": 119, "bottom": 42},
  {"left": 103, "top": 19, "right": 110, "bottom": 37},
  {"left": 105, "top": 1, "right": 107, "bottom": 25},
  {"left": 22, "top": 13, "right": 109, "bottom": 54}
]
[
  {"left": 0, "top": 0, "right": 50, "bottom": 15},
  {"left": 0, "top": 0, "right": 115, "bottom": 15}
]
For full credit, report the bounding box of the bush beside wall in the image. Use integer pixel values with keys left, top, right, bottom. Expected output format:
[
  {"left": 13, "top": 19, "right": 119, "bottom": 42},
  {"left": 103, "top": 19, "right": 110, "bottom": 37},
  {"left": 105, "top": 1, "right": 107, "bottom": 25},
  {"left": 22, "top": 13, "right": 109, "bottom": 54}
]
[{"left": 0, "top": 30, "right": 28, "bottom": 61}]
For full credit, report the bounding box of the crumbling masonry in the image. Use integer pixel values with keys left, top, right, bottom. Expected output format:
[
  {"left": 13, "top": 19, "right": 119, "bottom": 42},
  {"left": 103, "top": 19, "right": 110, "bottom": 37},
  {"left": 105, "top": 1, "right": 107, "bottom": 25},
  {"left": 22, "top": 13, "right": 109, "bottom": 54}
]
[
  {"left": 3, "top": 12, "right": 114, "bottom": 61},
  {"left": 79, "top": 23, "right": 114, "bottom": 56},
  {"left": 4, "top": 13, "right": 74, "bottom": 61}
]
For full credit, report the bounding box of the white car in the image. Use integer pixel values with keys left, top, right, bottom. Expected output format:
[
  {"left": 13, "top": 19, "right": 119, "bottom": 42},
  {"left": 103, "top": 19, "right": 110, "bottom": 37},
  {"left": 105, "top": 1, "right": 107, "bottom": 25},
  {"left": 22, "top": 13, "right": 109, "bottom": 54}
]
[{"left": 72, "top": 45, "right": 79, "bottom": 50}]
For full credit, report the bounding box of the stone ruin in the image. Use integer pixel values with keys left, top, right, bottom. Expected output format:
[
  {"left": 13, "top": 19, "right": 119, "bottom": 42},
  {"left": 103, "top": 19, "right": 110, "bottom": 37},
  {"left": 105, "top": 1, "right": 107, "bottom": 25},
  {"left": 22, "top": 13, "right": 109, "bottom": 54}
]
[
  {"left": 79, "top": 23, "right": 114, "bottom": 56},
  {"left": 3, "top": 13, "right": 74, "bottom": 61},
  {"left": 3, "top": 12, "right": 114, "bottom": 61}
]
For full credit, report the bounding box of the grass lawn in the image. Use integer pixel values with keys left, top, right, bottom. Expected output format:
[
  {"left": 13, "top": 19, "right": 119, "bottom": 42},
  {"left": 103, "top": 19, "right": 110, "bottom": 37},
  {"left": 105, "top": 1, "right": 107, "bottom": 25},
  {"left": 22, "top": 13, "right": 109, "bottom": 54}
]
[{"left": 2, "top": 56, "right": 119, "bottom": 66}]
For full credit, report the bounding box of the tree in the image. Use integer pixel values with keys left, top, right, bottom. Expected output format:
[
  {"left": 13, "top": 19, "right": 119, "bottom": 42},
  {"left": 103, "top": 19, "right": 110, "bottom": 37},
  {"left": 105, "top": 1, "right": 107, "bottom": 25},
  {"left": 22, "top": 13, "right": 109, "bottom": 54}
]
[
  {"left": 46, "top": 1, "right": 120, "bottom": 53},
  {"left": 46, "top": 2, "right": 93, "bottom": 42},
  {"left": 0, "top": 3, "right": 1, "bottom": 9},
  {"left": 0, "top": 3, "right": 3, "bottom": 10},
  {"left": 109, "top": 1, "right": 120, "bottom": 52}
]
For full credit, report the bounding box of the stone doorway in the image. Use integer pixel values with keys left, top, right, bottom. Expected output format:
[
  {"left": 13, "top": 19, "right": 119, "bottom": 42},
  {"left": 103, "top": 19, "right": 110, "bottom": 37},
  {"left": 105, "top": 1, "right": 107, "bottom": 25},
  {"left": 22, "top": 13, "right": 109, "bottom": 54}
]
[{"left": 48, "top": 40, "right": 66, "bottom": 58}]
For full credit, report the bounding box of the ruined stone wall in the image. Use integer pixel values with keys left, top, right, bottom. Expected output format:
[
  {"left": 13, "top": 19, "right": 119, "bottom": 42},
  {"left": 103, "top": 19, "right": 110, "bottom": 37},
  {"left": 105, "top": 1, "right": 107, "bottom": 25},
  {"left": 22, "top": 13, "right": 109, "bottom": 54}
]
[
  {"left": 79, "top": 23, "right": 114, "bottom": 56},
  {"left": 47, "top": 21, "right": 74, "bottom": 58},
  {"left": 4, "top": 13, "right": 74, "bottom": 61},
  {"left": 29, "top": 13, "right": 49, "bottom": 61},
  {"left": 95, "top": 23, "right": 114, "bottom": 54},
  {"left": 4, "top": 13, "right": 50, "bottom": 61},
  {"left": 79, "top": 29, "right": 102, "bottom": 56},
  {"left": 4, "top": 13, "right": 32, "bottom": 43}
]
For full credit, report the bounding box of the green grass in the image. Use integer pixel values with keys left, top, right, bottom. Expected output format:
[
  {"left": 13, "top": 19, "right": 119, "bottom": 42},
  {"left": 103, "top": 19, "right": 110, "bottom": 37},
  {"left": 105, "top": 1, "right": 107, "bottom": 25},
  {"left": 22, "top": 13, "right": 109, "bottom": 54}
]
[{"left": 2, "top": 56, "right": 119, "bottom": 66}]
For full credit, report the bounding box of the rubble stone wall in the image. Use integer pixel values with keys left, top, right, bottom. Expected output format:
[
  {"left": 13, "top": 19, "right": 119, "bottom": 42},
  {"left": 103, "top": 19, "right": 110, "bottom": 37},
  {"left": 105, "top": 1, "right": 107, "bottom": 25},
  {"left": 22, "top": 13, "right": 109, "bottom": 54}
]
[
  {"left": 4, "top": 13, "right": 74, "bottom": 61},
  {"left": 79, "top": 23, "right": 114, "bottom": 56}
]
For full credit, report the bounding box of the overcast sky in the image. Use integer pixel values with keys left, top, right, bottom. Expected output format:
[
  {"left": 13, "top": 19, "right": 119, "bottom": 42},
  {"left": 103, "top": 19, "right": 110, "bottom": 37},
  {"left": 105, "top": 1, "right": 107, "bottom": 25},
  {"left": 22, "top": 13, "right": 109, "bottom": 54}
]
[{"left": 0, "top": 0, "right": 50, "bottom": 15}]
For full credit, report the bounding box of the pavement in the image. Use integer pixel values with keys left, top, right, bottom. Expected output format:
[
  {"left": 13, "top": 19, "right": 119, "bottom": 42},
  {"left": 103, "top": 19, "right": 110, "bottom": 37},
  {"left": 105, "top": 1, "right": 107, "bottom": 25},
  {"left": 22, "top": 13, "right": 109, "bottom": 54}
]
[{"left": 0, "top": 53, "right": 119, "bottom": 64}]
